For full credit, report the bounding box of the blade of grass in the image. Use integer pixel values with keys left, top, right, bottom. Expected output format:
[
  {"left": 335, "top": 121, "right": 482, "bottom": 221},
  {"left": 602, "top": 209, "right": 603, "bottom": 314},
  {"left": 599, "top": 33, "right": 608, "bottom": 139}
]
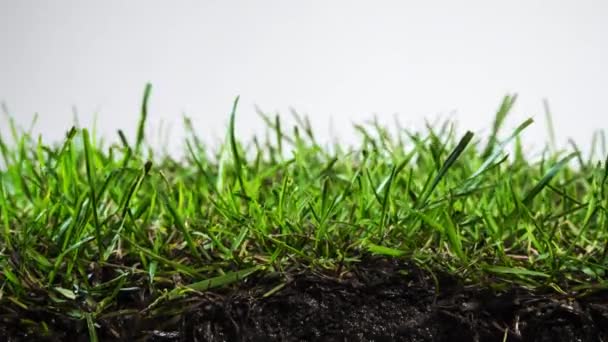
[
  {"left": 416, "top": 131, "right": 474, "bottom": 208},
  {"left": 85, "top": 312, "right": 98, "bottom": 342},
  {"left": 485, "top": 265, "right": 550, "bottom": 278},
  {"left": 481, "top": 94, "right": 517, "bottom": 158},
  {"left": 522, "top": 152, "right": 578, "bottom": 206},
  {"left": 161, "top": 192, "right": 208, "bottom": 262},
  {"left": 178, "top": 266, "right": 262, "bottom": 293},
  {"left": 82, "top": 129, "right": 104, "bottom": 254},
  {"left": 443, "top": 210, "right": 466, "bottom": 262},
  {"left": 366, "top": 242, "right": 407, "bottom": 257},
  {"left": 135, "top": 83, "right": 152, "bottom": 156},
  {"left": 103, "top": 161, "right": 153, "bottom": 260},
  {"left": 48, "top": 235, "right": 95, "bottom": 285},
  {"left": 543, "top": 98, "right": 557, "bottom": 152},
  {"left": 464, "top": 118, "right": 533, "bottom": 190},
  {"left": 229, "top": 96, "right": 248, "bottom": 199}
]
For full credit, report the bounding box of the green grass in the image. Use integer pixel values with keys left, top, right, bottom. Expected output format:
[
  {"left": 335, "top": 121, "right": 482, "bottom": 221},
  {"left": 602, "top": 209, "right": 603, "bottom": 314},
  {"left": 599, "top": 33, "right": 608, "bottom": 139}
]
[{"left": 1, "top": 87, "right": 608, "bottom": 338}]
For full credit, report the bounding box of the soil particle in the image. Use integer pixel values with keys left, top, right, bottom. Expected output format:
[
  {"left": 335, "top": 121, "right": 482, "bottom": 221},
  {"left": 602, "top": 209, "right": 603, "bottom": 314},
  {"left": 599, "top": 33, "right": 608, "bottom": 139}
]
[{"left": 2, "top": 257, "right": 607, "bottom": 341}]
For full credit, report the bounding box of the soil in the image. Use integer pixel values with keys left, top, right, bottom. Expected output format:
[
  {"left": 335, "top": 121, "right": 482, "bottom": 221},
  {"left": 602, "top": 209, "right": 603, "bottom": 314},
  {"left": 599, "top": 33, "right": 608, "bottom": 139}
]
[{"left": 2, "top": 257, "right": 607, "bottom": 341}]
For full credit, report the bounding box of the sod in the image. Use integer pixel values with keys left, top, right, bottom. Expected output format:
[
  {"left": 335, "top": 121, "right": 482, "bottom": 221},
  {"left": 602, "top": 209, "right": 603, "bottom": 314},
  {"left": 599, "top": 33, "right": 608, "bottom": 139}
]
[{"left": 1, "top": 87, "right": 607, "bottom": 341}]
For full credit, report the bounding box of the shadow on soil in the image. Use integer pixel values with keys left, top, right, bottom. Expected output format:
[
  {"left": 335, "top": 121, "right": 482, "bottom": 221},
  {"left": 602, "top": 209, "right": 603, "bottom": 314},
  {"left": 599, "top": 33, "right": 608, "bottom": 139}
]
[{"left": 2, "top": 257, "right": 608, "bottom": 341}]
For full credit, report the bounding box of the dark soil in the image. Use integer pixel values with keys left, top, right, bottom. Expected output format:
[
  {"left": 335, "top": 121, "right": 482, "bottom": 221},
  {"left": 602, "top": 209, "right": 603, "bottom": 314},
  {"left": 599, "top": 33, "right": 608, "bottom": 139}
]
[{"left": 2, "top": 257, "right": 608, "bottom": 341}]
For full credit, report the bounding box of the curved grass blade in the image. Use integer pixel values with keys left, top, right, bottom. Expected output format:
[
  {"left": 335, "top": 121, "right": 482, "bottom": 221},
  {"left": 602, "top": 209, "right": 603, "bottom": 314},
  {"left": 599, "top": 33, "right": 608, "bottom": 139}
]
[
  {"left": 522, "top": 152, "right": 578, "bottom": 206},
  {"left": 481, "top": 94, "right": 517, "bottom": 158},
  {"left": 416, "top": 131, "right": 474, "bottom": 209},
  {"left": 229, "top": 96, "right": 248, "bottom": 198},
  {"left": 48, "top": 236, "right": 95, "bottom": 285},
  {"left": 125, "top": 236, "right": 203, "bottom": 278},
  {"left": 465, "top": 118, "right": 533, "bottom": 189}
]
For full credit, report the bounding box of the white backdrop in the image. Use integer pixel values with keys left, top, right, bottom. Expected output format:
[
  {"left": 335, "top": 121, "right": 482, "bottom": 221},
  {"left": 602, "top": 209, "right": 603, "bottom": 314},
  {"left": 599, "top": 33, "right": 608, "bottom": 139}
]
[{"left": 1, "top": 1, "right": 606, "bottom": 157}]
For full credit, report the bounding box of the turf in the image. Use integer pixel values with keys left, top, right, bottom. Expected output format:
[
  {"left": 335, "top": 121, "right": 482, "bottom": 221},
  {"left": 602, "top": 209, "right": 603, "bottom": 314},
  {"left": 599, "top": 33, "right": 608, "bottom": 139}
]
[{"left": 1, "top": 86, "right": 607, "bottom": 340}]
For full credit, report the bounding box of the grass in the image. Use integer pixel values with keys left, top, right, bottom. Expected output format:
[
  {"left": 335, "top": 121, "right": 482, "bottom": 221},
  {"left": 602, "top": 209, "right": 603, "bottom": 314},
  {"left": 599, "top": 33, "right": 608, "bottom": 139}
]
[{"left": 1, "top": 86, "right": 608, "bottom": 338}]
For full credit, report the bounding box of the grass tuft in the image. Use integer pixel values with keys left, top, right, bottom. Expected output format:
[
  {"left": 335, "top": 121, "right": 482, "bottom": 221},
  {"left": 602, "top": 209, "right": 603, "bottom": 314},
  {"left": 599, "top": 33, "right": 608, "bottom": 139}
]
[{"left": 0, "top": 90, "right": 607, "bottom": 340}]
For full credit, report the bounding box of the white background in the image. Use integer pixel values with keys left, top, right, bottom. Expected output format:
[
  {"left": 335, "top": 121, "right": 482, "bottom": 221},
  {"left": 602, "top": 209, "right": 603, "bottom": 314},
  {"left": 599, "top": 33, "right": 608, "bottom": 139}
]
[{"left": 1, "top": 1, "right": 606, "bottom": 156}]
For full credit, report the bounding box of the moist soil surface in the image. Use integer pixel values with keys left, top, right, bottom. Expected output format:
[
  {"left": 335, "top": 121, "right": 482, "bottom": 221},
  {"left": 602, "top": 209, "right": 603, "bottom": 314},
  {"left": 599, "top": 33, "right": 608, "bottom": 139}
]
[{"left": 2, "top": 257, "right": 608, "bottom": 341}]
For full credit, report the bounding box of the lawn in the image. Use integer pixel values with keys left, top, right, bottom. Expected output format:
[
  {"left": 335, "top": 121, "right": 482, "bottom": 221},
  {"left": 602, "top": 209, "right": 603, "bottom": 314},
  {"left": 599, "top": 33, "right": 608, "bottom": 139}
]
[{"left": 1, "top": 85, "right": 607, "bottom": 341}]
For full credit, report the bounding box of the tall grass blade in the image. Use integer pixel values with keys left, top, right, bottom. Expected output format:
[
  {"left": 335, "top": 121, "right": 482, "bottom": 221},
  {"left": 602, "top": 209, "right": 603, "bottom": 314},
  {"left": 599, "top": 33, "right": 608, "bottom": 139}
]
[
  {"left": 229, "top": 96, "right": 248, "bottom": 198},
  {"left": 463, "top": 118, "right": 533, "bottom": 191},
  {"left": 543, "top": 98, "right": 557, "bottom": 152},
  {"left": 82, "top": 129, "right": 104, "bottom": 253},
  {"left": 135, "top": 83, "right": 152, "bottom": 155},
  {"left": 522, "top": 152, "right": 578, "bottom": 206},
  {"left": 481, "top": 94, "right": 517, "bottom": 158},
  {"left": 416, "top": 131, "right": 474, "bottom": 208}
]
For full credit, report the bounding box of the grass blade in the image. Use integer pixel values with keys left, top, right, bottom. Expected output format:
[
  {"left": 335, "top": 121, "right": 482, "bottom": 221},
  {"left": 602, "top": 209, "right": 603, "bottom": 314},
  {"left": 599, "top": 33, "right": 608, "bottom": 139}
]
[
  {"left": 481, "top": 94, "right": 517, "bottom": 158},
  {"left": 416, "top": 131, "right": 474, "bottom": 208},
  {"left": 485, "top": 265, "right": 550, "bottom": 278},
  {"left": 229, "top": 96, "right": 248, "bottom": 198},
  {"left": 366, "top": 242, "right": 407, "bottom": 257},
  {"left": 465, "top": 118, "right": 533, "bottom": 187},
  {"left": 161, "top": 192, "right": 207, "bottom": 262},
  {"left": 543, "top": 98, "right": 557, "bottom": 152},
  {"left": 85, "top": 312, "right": 98, "bottom": 342},
  {"left": 82, "top": 129, "right": 104, "bottom": 253},
  {"left": 135, "top": 83, "right": 152, "bottom": 155},
  {"left": 180, "top": 266, "right": 262, "bottom": 292},
  {"left": 522, "top": 152, "right": 578, "bottom": 206}
]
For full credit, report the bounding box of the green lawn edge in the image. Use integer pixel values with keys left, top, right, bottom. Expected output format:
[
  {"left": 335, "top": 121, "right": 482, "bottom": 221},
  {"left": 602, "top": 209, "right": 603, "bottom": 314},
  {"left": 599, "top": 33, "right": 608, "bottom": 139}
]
[{"left": 1, "top": 87, "right": 608, "bottom": 338}]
